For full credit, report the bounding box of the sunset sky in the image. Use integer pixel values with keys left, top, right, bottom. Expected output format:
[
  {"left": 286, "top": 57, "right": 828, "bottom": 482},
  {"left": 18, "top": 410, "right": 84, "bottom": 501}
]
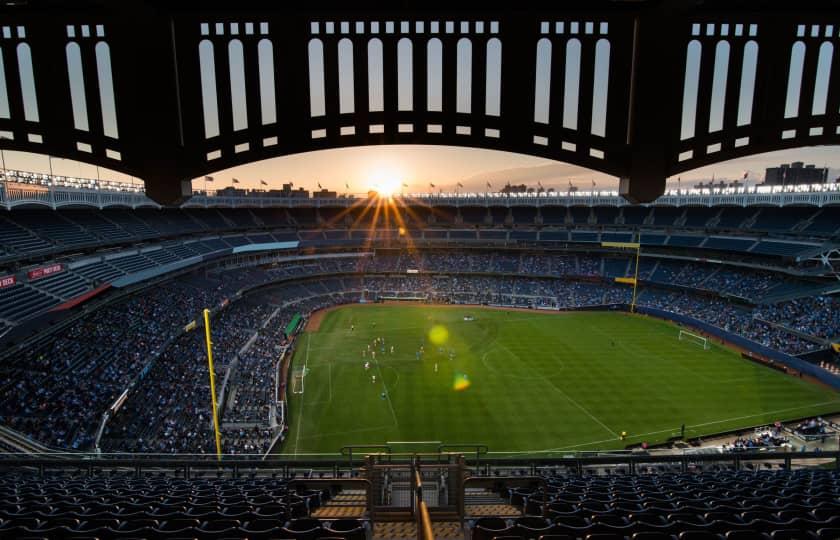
[{"left": 2, "top": 144, "right": 838, "bottom": 195}]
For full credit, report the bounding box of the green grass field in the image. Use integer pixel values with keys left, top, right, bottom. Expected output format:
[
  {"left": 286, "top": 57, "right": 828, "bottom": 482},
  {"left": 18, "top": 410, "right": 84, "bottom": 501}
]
[{"left": 281, "top": 305, "right": 839, "bottom": 457}]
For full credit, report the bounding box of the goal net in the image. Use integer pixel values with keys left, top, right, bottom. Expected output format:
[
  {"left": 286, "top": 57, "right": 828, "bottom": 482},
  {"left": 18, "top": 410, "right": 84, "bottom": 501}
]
[
  {"left": 678, "top": 330, "right": 709, "bottom": 350},
  {"left": 291, "top": 367, "right": 307, "bottom": 394}
]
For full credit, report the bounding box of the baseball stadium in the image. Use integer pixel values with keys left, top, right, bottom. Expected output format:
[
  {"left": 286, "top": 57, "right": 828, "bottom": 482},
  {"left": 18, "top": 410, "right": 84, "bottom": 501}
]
[{"left": 1, "top": 1, "right": 840, "bottom": 539}]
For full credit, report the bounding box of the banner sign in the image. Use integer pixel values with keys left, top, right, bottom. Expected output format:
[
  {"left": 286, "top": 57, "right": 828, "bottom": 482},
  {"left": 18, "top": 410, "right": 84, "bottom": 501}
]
[
  {"left": 27, "top": 263, "right": 63, "bottom": 281},
  {"left": 0, "top": 275, "right": 16, "bottom": 289}
]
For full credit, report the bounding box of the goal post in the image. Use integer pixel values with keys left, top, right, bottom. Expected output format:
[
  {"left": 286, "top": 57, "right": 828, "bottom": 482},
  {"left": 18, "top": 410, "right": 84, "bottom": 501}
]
[
  {"left": 678, "top": 330, "right": 709, "bottom": 350},
  {"left": 291, "top": 367, "right": 307, "bottom": 394}
]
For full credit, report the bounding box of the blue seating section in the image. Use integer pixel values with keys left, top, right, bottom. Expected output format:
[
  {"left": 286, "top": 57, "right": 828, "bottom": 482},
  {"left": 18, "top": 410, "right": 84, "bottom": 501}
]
[
  {"left": 682, "top": 207, "right": 717, "bottom": 228},
  {"left": 471, "top": 468, "right": 840, "bottom": 540},
  {"left": 0, "top": 472, "right": 371, "bottom": 540},
  {"left": 716, "top": 208, "right": 753, "bottom": 229},
  {"left": 594, "top": 207, "right": 620, "bottom": 225},
  {"left": 0, "top": 284, "right": 57, "bottom": 320},
  {"left": 667, "top": 235, "right": 705, "bottom": 247},
  {"left": 541, "top": 207, "right": 567, "bottom": 225},
  {"left": 639, "top": 233, "right": 668, "bottom": 245},
  {"left": 703, "top": 237, "right": 756, "bottom": 252},
  {"left": 570, "top": 207, "right": 591, "bottom": 224},
  {"left": 803, "top": 208, "right": 840, "bottom": 236},
  {"left": 622, "top": 207, "right": 650, "bottom": 225},
  {"left": 750, "top": 207, "right": 814, "bottom": 233},
  {"left": 512, "top": 207, "right": 537, "bottom": 225},
  {"left": 461, "top": 206, "right": 487, "bottom": 224},
  {"left": 481, "top": 230, "right": 508, "bottom": 240},
  {"left": 751, "top": 241, "right": 810, "bottom": 257},
  {"left": 570, "top": 231, "right": 598, "bottom": 243},
  {"left": 601, "top": 232, "right": 634, "bottom": 243},
  {"left": 604, "top": 258, "right": 630, "bottom": 277},
  {"left": 540, "top": 231, "right": 568, "bottom": 241},
  {"left": 651, "top": 207, "right": 683, "bottom": 226}
]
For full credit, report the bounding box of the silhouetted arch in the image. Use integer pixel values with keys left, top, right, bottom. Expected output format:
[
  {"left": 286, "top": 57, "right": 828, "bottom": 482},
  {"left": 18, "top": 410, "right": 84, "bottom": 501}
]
[
  {"left": 198, "top": 39, "right": 219, "bottom": 138},
  {"left": 534, "top": 38, "right": 551, "bottom": 123},
  {"left": 398, "top": 38, "right": 413, "bottom": 111},
  {"left": 257, "top": 39, "right": 276, "bottom": 125},
  {"left": 427, "top": 38, "right": 442, "bottom": 112},
  {"left": 485, "top": 38, "right": 501, "bottom": 117},
  {"left": 95, "top": 42, "right": 118, "bottom": 138},
  {"left": 16, "top": 43, "right": 38, "bottom": 122},
  {"left": 681, "top": 40, "right": 701, "bottom": 139},
  {"left": 308, "top": 39, "right": 325, "bottom": 117},
  {"left": 66, "top": 42, "right": 89, "bottom": 131},
  {"left": 338, "top": 38, "right": 354, "bottom": 114},
  {"left": 368, "top": 38, "right": 384, "bottom": 112},
  {"left": 737, "top": 40, "right": 757, "bottom": 126},
  {"left": 785, "top": 41, "right": 805, "bottom": 118}
]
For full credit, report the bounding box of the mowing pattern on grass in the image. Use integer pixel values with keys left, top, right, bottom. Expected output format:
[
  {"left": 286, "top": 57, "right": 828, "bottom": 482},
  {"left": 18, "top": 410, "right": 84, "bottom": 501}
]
[{"left": 281, "top": 306, "right": 839, "bottom": 457}]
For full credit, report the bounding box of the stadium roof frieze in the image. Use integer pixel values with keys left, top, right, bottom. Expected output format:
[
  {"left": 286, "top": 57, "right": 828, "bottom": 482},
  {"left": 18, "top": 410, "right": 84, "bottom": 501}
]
[{"left": 4, "top": 183, "right": 840, "bottom": 209}]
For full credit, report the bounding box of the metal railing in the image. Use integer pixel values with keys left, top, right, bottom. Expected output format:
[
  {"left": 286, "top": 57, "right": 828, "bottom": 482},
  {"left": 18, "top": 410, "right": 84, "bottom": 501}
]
[
  {"left": 3, "top": 174, "right": 840, "bottom": 209},
  {"left": 413, "top": 461, "right": 435, "bottom": 540}
]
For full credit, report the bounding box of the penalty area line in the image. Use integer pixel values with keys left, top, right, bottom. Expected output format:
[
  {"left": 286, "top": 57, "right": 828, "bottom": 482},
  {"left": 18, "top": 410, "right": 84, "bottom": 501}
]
[
  {"left": 486, "top": 398, "right": 840, "bottom": 455},
  {"left": 387, "top": 441, "right": 442, "bottom": 445}
]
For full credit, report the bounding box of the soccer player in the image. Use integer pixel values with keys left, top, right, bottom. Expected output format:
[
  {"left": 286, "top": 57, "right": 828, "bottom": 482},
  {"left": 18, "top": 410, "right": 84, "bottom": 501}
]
[
  {"left": 434, "top": 363, "right": 438, "bottom": 373},
  {"left": 365, "top": 361, "right": 370, "bottom": 370},
  {"left": 351, "top": 324, "right": 355, "bottom": 331},
  {"left": 371, "top": 375, "right": 376, "bottom": 383},
  {"left": 390, "top": 345, "right": 394, "bottom": 354},
  {"left": 372, "top": 350, "right": 376, "bottom": 360}
]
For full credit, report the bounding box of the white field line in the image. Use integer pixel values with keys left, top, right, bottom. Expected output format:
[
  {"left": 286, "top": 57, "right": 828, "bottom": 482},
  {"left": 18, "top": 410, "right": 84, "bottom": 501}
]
[
  {"left": 487, "top": 399, "right": 840, "bottom": 455},
  {"left": 296, "top": 425, "right": 392, "bottom": 441},
  {"left": 495, "top": 340, "right": 619, "bottom": 439},
  {"left": 292, "top": 333, "right": 311, "bottom": 456},
  {"left": 373, "top": 352, "right": 400, "bottom": 429}
]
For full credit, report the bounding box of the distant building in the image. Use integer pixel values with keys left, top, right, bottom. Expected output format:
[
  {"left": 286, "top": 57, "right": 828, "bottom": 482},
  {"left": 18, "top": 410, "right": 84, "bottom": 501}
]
[
  {"left": 278, "top": 183, "right": 310, "bottom": 198},
  {"left": 500, "top": 183, "right": 528, "bottom": 193},
  {"left": 313, "top": 188, "right": 337, "bottom": 199},
  {"left": 215, "top": 186, "right": 247, "bottom": 196},
  {"left": 763, "top": 162, "right": 829, "bottom": 186}
]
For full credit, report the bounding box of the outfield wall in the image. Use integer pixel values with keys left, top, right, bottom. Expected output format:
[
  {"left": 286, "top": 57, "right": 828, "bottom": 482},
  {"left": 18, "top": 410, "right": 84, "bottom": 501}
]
[{"left": 634, "top": 305, "right": 840, "bottom": 391}]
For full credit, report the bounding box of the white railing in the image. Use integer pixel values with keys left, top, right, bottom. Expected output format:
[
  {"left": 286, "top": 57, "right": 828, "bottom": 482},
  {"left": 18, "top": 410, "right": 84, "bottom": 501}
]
[{"left": 2, "top": 170, "right": 840, "bottom": 209}]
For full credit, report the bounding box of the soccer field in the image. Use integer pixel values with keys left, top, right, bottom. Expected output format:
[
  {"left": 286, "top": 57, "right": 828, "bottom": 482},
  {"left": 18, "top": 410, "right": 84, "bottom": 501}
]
[{"left": 280, "top": 305, "right": 839, "bottom": 457}]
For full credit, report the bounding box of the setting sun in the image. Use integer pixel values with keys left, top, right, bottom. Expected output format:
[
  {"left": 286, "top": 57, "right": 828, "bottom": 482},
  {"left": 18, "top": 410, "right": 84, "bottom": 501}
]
[{"left": 367, "top": 162, "right": 405, "bottom": 197}]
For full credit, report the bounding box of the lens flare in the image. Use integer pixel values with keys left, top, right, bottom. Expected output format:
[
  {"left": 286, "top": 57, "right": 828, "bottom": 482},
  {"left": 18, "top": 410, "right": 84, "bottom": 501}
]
[
  {"left": 428, "top": 324, "right": 448, "bottom": 345},
  {"left": 453, "top": 372, "right": 471, "bottom": 391}
]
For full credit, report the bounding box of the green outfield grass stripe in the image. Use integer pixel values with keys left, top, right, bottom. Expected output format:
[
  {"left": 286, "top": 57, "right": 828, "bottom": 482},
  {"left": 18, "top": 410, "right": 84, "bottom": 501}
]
[
  {"left": 488, "top": 398, "right": 840, "bottom": 454},
  {"left": 281, "top": 306, "right": 840, "bottom": 456},
  {"left": 495, "top": 339, "right": 619, "bottom": 438},
  {"left": 541, "top": 376, "right": 620, "bottom": 439},
  {"left": 292, "top": 333, "right": 311, "bottom": 456}
]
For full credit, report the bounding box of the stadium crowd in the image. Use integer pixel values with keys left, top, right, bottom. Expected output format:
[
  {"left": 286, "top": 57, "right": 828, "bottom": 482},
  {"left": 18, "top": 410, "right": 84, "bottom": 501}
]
[{"left": 0, "top": 250, "right": 837, "bottom": 452}]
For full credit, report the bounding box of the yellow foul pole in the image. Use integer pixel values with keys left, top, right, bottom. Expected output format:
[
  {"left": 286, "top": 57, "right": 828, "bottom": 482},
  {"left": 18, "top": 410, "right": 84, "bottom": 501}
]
[
  {"left": 203, "top": 308, "right": 223, "bottom": 459},
  {"left": 631, "top": 243, "right": 641, "bottom": 313}
]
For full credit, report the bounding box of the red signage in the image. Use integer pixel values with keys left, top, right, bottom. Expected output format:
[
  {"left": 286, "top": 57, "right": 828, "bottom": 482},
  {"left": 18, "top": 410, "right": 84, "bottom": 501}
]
[
  {"left": 27, "top": 263, "right": 63, "bottom": 281},
  {"left": 0, "top": 275, "right": 16, "bottom": 289}
]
